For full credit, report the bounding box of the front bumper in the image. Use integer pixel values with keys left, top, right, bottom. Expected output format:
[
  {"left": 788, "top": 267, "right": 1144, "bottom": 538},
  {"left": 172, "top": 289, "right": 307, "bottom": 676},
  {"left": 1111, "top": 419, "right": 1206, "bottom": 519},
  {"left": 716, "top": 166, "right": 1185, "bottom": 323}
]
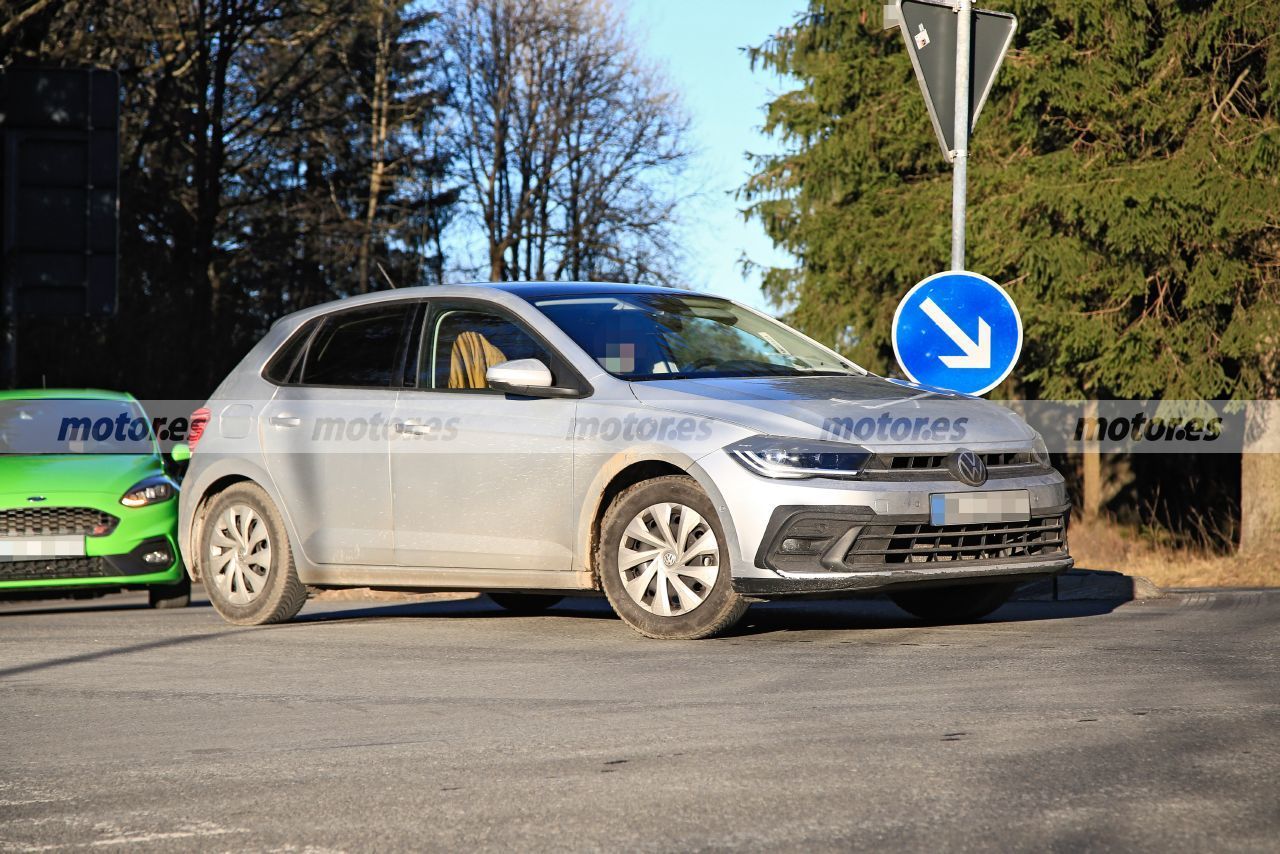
[
  {"left": 693, "top": 448, "right": 1073, "bottom": 598},
  {"left": 732, "top": 502, "right": 1072, "bottom": 597},
  {"left": 0, "top": 497, "right": 184, "bottom": 591},
  {"left": 733, "top": 557, "right": 1072, "bottom": 597}
]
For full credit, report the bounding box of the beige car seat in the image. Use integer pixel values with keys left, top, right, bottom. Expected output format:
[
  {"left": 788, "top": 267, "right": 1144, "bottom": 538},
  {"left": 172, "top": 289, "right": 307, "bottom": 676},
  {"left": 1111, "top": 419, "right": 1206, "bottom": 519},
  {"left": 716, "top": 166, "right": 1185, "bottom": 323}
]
[{"left": 448, "top": 330, "right": 508, "bottom": 389}]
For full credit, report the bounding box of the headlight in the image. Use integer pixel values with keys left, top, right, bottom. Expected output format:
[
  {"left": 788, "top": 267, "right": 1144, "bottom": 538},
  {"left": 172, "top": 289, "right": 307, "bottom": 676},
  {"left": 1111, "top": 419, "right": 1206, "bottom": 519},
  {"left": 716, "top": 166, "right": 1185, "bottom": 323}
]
[
  {"left": 726, "top": 436, "right": 871, "bottom": 479},
  {"left": 120, "top": 477, "right": 176, "bottom": 507},
  {"left": 1032, "top": 435, "right": 1051, "bottom": 467}
]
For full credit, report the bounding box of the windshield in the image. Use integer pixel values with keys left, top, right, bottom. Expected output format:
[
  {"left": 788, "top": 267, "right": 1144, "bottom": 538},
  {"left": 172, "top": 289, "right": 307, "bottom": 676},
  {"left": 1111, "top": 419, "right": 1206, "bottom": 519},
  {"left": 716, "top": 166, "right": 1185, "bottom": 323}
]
[
  {"left": 533, "top": 293, "right": 864, "bottom": 381},
  {"left": 0, "top": 399, "right": 155, "bottom": 455}
]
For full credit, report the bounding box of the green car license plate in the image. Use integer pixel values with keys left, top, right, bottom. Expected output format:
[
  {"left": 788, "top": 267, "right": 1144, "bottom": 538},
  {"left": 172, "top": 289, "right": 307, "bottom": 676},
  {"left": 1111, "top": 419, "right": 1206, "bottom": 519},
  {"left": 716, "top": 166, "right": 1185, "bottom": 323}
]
[{"left": 0, "top": 536, "right": 85, "bottom": 561}]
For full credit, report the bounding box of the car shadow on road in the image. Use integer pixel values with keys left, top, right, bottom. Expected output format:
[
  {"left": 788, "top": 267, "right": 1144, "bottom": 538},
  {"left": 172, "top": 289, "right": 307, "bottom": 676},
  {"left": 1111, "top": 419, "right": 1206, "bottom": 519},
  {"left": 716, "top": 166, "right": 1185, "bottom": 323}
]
[
  {"left": 0, "top": 619, "right": 243, "bottom": 680},
  {"left": 724, "top": 598, "right": 1129, "bottom": 637},
  {"left": 290, "top": 594, "right": 619, "bottom": 625},
  {"left": 0, "top": 598, "right": 213, "bottom": 619},
  {"left": 0, "top": 596, "right": 1132, "bottom": 679},
  {"left": 287, "top": 594, "right": 1128, "bottom": 635}
]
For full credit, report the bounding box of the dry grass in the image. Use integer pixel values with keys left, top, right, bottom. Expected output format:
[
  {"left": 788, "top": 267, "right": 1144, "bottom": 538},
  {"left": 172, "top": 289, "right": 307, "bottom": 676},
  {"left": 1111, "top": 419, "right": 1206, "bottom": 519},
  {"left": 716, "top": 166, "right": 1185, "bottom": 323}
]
[{"left": 1070, "top": 516, "right": 1280, "bottom": 589}]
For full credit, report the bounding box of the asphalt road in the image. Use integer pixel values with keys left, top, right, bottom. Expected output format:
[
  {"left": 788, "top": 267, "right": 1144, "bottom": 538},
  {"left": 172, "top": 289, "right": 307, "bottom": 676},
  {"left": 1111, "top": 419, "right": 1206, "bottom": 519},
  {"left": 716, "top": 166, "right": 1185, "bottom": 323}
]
[{"left": 0, "top": 588, "right": 1276, "bottom": 852}]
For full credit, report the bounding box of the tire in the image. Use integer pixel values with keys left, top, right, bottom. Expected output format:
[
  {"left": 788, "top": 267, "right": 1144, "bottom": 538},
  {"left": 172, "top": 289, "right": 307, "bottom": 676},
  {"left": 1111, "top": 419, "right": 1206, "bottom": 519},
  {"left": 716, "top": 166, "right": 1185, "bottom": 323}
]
[
  {"left": 597, "top": 475, "right": 747, "bottom": 640},
  {"left": 198, "top": 482, "right": 307, "bottom": 626},
  {"left": 148, "top": 573, "right": 191, "bottom": 609},
  {"left": 487, "top": 592, "right": 564, "bottom": 613},
  {"left": 889, "top": 582, "right": 1017, "bottom": 623}
]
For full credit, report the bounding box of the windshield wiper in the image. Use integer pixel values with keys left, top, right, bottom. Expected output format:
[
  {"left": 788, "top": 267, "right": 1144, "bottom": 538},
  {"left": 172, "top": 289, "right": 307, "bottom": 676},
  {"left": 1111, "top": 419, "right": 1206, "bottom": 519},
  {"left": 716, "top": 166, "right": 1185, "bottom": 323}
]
[{"left": 628, "top": 366, "right": 858, "bottom": 382}]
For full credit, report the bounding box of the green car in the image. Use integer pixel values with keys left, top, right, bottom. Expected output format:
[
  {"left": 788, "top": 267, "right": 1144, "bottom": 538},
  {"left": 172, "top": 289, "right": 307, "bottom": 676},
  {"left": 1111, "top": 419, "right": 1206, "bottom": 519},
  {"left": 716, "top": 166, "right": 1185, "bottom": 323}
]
[{"left": 0, "top": 389, "right": 191, "bottom": 608}]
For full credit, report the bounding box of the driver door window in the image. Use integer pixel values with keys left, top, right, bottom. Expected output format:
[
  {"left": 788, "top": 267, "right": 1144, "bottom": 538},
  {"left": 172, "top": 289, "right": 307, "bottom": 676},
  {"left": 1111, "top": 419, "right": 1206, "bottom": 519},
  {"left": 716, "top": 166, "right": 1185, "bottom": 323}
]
[{"left": 425, "top": 309, "right": 551, "bottom": 391}]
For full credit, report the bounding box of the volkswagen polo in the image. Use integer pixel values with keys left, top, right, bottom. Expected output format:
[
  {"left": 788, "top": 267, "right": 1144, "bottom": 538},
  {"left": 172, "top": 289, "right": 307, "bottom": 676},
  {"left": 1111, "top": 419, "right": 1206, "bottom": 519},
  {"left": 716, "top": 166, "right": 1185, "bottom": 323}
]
[{"left": 178, "top": 283, "right": 1071, "bottom": 638}]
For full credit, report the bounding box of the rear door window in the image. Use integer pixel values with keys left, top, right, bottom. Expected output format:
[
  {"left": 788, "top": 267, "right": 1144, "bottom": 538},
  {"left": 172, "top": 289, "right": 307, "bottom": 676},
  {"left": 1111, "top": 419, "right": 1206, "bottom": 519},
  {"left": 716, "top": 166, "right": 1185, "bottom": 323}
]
[{"left": 301, "top": 303, "right": 414, "bottom": 387}]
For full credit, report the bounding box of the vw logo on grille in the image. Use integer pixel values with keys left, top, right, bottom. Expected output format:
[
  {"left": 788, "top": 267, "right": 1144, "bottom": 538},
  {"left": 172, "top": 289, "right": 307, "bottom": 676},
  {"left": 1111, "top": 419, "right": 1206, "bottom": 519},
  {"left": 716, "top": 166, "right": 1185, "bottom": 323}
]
[{"left": 947, "top": 450, "right": 987, "bottom": 487}]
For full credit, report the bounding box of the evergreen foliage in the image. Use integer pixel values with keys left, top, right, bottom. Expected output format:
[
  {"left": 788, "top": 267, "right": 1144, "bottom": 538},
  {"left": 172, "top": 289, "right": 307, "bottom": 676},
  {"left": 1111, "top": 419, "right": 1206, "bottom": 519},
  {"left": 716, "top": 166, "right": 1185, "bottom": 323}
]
[{"left": 743, "top": 0, "right": 1280, "bottom": 401}]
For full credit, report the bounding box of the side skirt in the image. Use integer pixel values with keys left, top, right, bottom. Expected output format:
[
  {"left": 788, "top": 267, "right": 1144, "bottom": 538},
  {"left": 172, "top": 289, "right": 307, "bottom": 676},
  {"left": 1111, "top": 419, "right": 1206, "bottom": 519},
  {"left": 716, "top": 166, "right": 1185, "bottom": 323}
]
[{"left": 299, "top": 564, "right": 595, "bottom": 592}]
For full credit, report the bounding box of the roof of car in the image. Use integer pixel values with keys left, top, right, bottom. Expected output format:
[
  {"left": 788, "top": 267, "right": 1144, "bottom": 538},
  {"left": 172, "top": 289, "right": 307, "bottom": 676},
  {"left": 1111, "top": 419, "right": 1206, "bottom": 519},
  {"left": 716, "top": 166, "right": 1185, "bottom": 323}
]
[
  {"left": 482, "top": 281, "right": 693, "bottom": 298},
  {"left": 0, "top": 388, "right": 136, "bottom": 402},
  {"left": 268, "top": 281, "right": 709, "bottom": 328}
]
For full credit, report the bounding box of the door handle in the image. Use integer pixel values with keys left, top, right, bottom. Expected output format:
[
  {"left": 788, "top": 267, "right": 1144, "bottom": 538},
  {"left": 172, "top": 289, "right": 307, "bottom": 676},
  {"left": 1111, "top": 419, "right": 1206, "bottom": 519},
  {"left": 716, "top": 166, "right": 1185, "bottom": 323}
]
[
  {"left": 270, "top": 415, "right": 302, "bottom": 428},
  {"left": 397, "top": 420, "right": 436, "bottom": 436}
]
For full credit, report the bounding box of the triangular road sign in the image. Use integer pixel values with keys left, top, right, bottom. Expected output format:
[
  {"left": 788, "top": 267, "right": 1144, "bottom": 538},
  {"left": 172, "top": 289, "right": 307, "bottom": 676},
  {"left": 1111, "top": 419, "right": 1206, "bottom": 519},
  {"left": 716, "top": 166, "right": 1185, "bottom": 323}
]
[{"left": 885, "top": 0, "right": 1017, "bottom": 161}]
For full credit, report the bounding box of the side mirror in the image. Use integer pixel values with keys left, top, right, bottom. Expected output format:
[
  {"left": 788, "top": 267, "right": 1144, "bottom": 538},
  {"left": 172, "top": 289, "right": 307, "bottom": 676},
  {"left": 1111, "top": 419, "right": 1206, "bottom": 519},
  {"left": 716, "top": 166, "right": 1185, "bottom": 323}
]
[
  {"left": 486, "top": 359, "right": 579, "bottom": 398},
  {"left": 170, "top": 442, "right": 192, "bottom": 463}
]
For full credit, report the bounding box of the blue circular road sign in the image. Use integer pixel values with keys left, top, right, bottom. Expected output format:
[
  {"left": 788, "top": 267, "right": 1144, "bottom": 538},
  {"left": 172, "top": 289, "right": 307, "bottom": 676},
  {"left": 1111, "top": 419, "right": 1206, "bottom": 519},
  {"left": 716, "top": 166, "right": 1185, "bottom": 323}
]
[{"left": 891, "top": 270, "right": 1022, "bottom": 396}]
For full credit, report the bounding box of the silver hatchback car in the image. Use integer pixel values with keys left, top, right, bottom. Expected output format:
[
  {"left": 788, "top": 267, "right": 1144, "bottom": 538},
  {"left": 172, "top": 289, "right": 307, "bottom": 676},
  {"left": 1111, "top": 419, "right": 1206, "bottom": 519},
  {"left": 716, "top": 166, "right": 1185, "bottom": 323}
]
[{"left": 178, "top": 282, "right": 1072, "bottom": 638}]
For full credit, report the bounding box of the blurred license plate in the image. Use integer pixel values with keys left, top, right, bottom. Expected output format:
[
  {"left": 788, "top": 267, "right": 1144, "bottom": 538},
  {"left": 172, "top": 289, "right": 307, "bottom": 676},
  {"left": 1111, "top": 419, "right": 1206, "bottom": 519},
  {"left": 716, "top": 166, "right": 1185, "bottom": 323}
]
[
  {"left": 0, "top": 537, "right": 85, "bottom": 561},
  {"left": 930, "top": 490, "right": 1030, "bottom": 525}
]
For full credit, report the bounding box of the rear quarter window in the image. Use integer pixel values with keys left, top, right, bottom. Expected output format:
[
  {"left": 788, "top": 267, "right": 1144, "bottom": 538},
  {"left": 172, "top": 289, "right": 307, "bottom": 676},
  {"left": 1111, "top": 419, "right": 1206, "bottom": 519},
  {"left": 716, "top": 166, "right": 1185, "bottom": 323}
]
[{"left": 262, "top": 321, "right": 318, "bottom": 385}]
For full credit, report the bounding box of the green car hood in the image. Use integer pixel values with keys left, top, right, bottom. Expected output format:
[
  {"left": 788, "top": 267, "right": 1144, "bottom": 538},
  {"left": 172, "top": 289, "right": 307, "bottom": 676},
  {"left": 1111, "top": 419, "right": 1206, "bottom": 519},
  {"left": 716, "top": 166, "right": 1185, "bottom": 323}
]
[{"left": 0, "top": 454, "right": 163, "bottom": 502}]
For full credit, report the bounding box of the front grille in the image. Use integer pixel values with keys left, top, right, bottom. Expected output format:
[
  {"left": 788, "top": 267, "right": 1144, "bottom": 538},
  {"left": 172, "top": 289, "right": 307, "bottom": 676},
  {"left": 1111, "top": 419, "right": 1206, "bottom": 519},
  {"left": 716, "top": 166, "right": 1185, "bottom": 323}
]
[
  {"left": 0, "top": 507, "right": 118, "bottom": 538},
  {"left": 846, "top": 513, "right": 1067, "bottom": 566},
  {"left": 0, "top": 556, "right": 114, "bottom": 581},
  {"left": 861, "top": 450, "right": 1044, "bottom": 480},
  {"left": 885, "top": 454, "right": 947, "bottom": 470}
]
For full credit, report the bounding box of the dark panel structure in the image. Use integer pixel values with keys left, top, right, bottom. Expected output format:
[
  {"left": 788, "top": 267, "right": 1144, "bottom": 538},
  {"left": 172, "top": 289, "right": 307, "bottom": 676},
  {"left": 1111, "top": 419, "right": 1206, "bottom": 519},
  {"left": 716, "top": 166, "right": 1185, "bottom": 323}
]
[{"left": 1, "top": 67, "right": 120, "bottom": 318}]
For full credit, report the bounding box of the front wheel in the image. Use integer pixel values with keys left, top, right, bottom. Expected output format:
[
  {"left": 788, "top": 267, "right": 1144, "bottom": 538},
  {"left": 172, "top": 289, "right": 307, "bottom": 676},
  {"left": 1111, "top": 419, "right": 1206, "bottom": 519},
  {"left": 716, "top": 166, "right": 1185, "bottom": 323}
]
[
  {"left": 597, "top": 476, "right": 747, "bottom": 640},
  {"left": 199, "top": 483, "right": 307, "bottom": 626},
  {"left": 889, "top": 582, "right": 1017, "bottom": 623}
]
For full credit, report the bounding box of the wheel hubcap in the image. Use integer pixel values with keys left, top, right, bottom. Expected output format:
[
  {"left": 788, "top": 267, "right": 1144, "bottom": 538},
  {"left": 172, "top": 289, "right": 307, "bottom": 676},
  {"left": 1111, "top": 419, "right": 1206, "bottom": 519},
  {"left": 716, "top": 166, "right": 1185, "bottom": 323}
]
[
  {"left": 617, "top": 502, "right": 719, "bottom": 617},
  {"left": 209, "top": 504, "right": 272, "bottom": 605}
]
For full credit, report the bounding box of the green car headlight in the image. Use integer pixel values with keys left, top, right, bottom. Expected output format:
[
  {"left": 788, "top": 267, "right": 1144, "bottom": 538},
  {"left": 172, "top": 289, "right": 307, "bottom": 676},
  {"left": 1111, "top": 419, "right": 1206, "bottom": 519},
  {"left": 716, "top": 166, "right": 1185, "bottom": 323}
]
[
  {"left": 727, "top": 436, "right": 872, "bottom": 480},
  {"left": 120, "top": 476, "right": 177, "bottom": 508}
]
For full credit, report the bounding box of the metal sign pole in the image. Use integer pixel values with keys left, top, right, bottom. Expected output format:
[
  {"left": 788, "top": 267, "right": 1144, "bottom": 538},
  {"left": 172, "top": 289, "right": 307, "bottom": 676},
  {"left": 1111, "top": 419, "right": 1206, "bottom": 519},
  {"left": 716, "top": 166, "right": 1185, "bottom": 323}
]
[{"left": 950, "top": 0, "right": 972, "bottom": 271}]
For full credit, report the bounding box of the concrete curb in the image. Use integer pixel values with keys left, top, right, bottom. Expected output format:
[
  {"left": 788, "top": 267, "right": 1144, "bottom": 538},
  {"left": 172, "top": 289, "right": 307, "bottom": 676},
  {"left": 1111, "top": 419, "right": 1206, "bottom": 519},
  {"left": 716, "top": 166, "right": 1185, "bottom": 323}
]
[{"left": 1014, "top": 569, "right": 1164, "bottom": 602}]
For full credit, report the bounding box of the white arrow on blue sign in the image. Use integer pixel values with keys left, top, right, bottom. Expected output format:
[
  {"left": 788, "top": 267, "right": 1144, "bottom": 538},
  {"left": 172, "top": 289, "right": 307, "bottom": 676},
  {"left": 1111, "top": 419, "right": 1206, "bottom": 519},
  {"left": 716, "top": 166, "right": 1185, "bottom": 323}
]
[{"left": 891, "top": 270, "right": 1022, "bottom": 396}]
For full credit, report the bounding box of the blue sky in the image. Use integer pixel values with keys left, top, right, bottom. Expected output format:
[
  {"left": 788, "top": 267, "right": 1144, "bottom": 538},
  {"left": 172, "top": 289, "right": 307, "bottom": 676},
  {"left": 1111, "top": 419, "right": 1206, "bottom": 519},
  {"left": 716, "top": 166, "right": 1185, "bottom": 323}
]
[{"left": 628, "top": 0, "right": 807, "bottom": 311}]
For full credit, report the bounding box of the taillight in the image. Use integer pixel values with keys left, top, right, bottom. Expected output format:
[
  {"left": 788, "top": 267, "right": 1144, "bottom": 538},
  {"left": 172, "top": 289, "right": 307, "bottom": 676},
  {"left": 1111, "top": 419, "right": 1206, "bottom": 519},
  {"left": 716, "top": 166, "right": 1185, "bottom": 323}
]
[{"left": 188, "top": 408, "right": 211, "bottom": 451}]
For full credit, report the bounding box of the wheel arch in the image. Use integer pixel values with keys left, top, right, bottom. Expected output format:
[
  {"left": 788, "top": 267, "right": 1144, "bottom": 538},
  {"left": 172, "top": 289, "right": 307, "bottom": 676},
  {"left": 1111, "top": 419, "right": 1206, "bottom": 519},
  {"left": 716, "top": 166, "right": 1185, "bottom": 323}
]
[
  {"left": 179, "top": 458, "right": 302, "bottom": 581},
  {"left": 576, "top": 455, "right": 743, "bottom": 586}
]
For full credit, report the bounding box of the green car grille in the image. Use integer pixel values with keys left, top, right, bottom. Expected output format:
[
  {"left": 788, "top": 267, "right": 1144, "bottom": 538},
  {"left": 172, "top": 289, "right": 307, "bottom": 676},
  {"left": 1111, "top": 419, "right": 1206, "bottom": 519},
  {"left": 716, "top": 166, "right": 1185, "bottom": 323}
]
[
  {"left": 0, "top": 556, "right": 113, "bottom": 581},
  {"left": 0, "top": 507, "right": 119, "bottom": 538}
]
